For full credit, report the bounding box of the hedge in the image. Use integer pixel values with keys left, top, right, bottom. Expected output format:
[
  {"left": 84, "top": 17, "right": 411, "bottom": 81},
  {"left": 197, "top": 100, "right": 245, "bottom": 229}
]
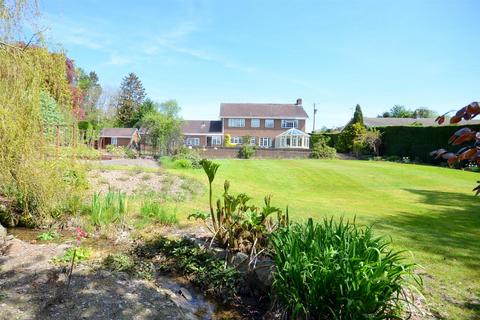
[
  {"left": 310, "top": 133, "right": 340, "bottom": 149},
  {"left": 377, "top": 124, "right": 480, "bottom": 163}
]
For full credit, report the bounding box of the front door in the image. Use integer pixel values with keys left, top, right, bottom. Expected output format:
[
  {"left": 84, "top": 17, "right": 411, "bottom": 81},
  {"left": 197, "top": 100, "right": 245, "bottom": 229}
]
[{"left": 206, "top": 136, "right": 212, "bottom": 147}]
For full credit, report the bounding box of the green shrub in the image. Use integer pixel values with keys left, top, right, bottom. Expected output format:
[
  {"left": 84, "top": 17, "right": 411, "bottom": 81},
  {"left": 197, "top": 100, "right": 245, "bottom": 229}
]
[
  {"left": 140, "top": 200, "right": 178, "bottom": 225},
  {"left": 172, "top": 146, "right": 202, "bottom": 168},
  {"left": 103, "top": 253, "right": 135, "bottom": 272},
  {"left": 352, "top": 139, "right": 369, "bottom": 157},
  {"left": 238, "top": 143, "right": 255, "bottom": 159},
  {"left": 134, "top": 237, "right": 241, "bottom": 301},
  {"left": 173, "top": 158, "right": 193, "bottom": 169},
  {"left": 310, "top": 135, "right": 337, "bottom": 159},
  {"left": 353, "top": 129, "right": 382, "bottom": 158},
  {"left": 336, "top": 122, "right": 366, "bottom": 153},
  {"left": 89, "top": 189, "right": 128, "bottom": 227},
  {"left": 0, "top": 158, "right": 88, "bottom": 227},
  {"left": 310, "top": 133, "right": 339, "bottom": 149},
  {"left": 271, "top": 218, "right": 421, "bottom": 319},
  {"left": 158, "top": 156, "right": 174, "bottom": 168},
  {"left": 191, "top": 159, "right": 289, "bottom": 253},
  {"left": 53, "top": 145, "right": 101, "bottom": 160},
  {"left": 106, "top": 145, "right": 136, "bottom": 158},
  {"left": 52, "top": 247, "right": 91, "bottom": 264},
  {"left": 124, "top": 147, "right": 137, "bottom": 159},
  {"left": 37, "top": 230, "right": 60, "bottom": 241}
]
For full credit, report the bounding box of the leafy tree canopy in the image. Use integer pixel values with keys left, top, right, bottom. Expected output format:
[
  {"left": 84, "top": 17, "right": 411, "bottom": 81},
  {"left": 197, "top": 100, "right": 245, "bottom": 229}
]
[
  {"left": 380, "top": 105, "right": 437, "bottom": 118},
  {"left": 138, "top": 100, "right": 182, "bottom": 155},
  {"left": 116, "top": 72, "right": 146, "bottom": 127}
]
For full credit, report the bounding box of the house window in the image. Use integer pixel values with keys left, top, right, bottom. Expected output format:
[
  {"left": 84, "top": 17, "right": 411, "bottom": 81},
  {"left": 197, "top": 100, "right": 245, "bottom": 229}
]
[
  {"left": 259, "top": 137, "right": 271, "bottom": 148},
  {"left": 211, "top": 136, "right": 222, "bottom": 145},
  {"left": 281, "top": 119, "right": 298, "bottom": 128},
  {"left": 265, "top": 119, "right": 275, "bottom": 128},
  {"left": 228, "top": 118, "right": 245, "bottom": 127},
  {"left": 111, "top": 137, "right": 118, "bottom": 146},
  {"left": 186, "top": 138, "right": 200, "bottom": 146},
  {"left": 250, "top": 137, "right": 256, "bottom": 145},
  {"left": 251, "top": 119, "right": 260, "bottom": 128},
  {"left": 230, "top": 136, "right": 243, "bottom": 145}
]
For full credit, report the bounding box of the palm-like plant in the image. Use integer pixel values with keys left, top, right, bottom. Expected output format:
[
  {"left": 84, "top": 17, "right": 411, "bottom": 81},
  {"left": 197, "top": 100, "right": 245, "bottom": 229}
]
[
  {"left": 199, "top": 159, "right": 220, "bottom": 230},
  {"left": 193, "top": 159, "right": 288, "bottom": 253}
]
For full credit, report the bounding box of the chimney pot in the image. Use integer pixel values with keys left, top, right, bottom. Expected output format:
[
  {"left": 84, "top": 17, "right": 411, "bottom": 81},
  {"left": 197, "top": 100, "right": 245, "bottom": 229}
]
[{"left": 296, "top": 98, "right": 302, "bottom": 106}]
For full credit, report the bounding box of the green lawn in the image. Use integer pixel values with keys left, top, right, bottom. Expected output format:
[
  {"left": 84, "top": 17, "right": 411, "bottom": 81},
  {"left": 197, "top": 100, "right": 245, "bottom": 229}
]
[{"left": 169, "top": 159, "right": 480, "bottom": 319}]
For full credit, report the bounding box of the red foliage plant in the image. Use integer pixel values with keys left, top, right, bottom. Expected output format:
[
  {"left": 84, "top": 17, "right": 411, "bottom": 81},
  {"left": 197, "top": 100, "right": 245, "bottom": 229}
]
[{"left": 430, "top": 101, "right": 480, "bottom": 195}]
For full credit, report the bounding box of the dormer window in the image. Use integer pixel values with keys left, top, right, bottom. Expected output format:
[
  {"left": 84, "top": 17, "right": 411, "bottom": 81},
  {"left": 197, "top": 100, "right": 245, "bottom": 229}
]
[{"left": 228, "top": 118, "right": 245, "bottom": 127}]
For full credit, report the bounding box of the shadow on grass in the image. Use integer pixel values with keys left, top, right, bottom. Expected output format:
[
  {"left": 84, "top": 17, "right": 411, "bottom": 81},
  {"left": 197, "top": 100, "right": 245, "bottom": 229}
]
[{"left": 377, "top": 189, "right": 480, "bottom": 270}]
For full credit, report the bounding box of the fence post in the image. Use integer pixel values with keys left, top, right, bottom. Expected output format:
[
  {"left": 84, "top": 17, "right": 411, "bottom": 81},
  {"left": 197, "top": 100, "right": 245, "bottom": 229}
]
[{"left": 73, "top": 124, "right": 77, "bottom": 148}]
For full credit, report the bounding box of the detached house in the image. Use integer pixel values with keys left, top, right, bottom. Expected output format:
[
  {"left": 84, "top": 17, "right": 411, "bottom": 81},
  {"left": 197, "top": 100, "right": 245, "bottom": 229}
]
[
  {"left": 182, "top": 99, "right": 310, "bottom": 149},
  {"left": 180, "top": 120, "right": 223, "bottom": 147},
  {"left": 98, "top": 128, "right": 141, "bottom": 149}
]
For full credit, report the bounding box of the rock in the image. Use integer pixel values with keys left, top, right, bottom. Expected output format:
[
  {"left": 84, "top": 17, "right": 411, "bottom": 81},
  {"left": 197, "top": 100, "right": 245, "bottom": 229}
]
[
  {"left": 0, "top": 222, "right": 6, "bottom": 243},
  {"left": 231, "top": 252, "right": 250, "bottom": 273},
  {"left": 250, "top": 257, "right": 275, "bottom": 294},
  {"left": 211, "top": 247, "right": 227, "bottom": 260},
  {"left": 178, "top": 287, "right": 192, "bottom": 301}
]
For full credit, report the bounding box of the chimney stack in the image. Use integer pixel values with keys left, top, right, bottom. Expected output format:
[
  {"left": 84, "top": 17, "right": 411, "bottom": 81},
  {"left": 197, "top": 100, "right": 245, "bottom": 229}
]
[{"left": 296, "top": 98, "right": 302, "bottom": 106}]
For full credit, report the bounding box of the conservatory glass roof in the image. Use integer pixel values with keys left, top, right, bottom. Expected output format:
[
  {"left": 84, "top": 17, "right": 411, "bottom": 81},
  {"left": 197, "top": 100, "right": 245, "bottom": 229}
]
[{"left": 276, "top": 128, "right": 309, "bottom": 137}]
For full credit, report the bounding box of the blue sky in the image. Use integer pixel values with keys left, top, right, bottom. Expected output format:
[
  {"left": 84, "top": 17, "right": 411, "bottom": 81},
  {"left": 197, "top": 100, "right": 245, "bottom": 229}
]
[{"left": 39, "top": 0, "right": 480, "bottom": 129}]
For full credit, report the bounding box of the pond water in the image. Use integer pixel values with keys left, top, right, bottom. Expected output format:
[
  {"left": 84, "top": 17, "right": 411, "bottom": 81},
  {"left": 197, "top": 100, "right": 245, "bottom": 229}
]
[{"left": 6, "top": 227, "right": 245, "bottom": 319}]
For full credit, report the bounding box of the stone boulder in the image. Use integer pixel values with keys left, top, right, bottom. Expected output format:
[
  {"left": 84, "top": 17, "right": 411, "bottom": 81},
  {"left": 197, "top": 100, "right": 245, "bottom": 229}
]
[
  {"left": 0, "top": 222, "right": 6, "bottom": 244},
  {"left": 249, "top": 257, "right": 275, "bottom": 295}
]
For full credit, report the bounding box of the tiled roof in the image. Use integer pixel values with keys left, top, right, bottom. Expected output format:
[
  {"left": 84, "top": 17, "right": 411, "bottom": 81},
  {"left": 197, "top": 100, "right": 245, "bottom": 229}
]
[
  {"left": 364, "top": 117, "right": 480, "bottom": 127},
  {"left": 181, "top": 120, "right": 222, "bottom": 134},
  {"left": 220, "top": 102, "right": 308, "bottom": 118},
  {"left": 99, "top": 128, "right": 137, "bottom": 138}
]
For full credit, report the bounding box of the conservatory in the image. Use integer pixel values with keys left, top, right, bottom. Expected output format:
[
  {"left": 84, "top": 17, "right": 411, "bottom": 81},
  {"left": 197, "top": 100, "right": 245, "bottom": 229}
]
[{"left": 274, "top": 128, "right": 310, "bottom": 149}]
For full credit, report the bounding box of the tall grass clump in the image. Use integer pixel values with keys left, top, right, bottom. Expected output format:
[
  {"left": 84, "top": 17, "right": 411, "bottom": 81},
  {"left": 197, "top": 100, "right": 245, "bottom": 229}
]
[
  {"left": 271, "top": 218, "right": 421, "bottom": 320},
  {"left": 89, "top": 190, "right": 127, "bottom": 227},
  {"left": 140, "top": 199, "right": 177, "bottom": 225}
]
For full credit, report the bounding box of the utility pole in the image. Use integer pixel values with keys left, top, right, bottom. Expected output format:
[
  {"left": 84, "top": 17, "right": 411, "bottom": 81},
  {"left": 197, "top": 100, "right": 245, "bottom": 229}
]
[{"left": 312, "top": 103, "right": 318, "bottom": 132}]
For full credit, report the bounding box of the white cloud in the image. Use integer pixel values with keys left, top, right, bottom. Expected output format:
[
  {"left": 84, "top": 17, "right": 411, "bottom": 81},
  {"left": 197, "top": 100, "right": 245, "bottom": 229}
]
[
  {"left": 107, "top": 53, "right": 132, "bottom": 66},
  {"left": 42, "top": 14, "right": 110, "bottom": 51}
]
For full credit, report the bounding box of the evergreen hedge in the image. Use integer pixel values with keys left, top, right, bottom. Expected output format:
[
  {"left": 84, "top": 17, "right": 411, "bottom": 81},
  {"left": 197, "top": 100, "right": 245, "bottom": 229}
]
[
  {"left": 312, "top": 125, "right": 480, "bottom": 164},
  {"left": 378, "top": 124, "right": 480, "bottom": 163}
]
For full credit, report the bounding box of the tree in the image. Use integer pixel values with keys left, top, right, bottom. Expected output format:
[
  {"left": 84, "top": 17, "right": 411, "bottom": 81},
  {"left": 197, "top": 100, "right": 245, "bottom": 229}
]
[
  {"left": 413, "top": 107, "right": 437, "bottom": 118},
  {"left": 430, "top": 101, "right": 480, "bottom": 194},
  {"left": 115, "top": 73, "right": 146, "bottom": 127},
  {"left": 352, "top": 104, "right": 364, "bottom": 124},
  {"left": 389, "top": 105, "right": 413, "bottom": 118},
  {"left": 138, "top": 101, "right": 182, "bottom": 155},
  {"left": 75, "top": 68, "right": 102, "bottom": 121},
  {"left": 380, "top": 105, "right": 437, "bottom": 118},
  {"left": 160, "top": 99, "right": 180, "bottom": 118},
  {"left": 353, "top": 129, "right": 382, "bottom": 157},
  {"left": 132, "top": 98, "right": 157, "bottom": 127},
  {"left": 336, "top": 105, "right": 366, "bottom": 152}
]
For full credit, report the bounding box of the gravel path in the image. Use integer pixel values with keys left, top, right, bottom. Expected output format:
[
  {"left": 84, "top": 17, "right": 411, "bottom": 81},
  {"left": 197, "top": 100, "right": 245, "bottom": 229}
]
[{"left": 94, "top": 158, "right": 160, "bottom": 168}]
